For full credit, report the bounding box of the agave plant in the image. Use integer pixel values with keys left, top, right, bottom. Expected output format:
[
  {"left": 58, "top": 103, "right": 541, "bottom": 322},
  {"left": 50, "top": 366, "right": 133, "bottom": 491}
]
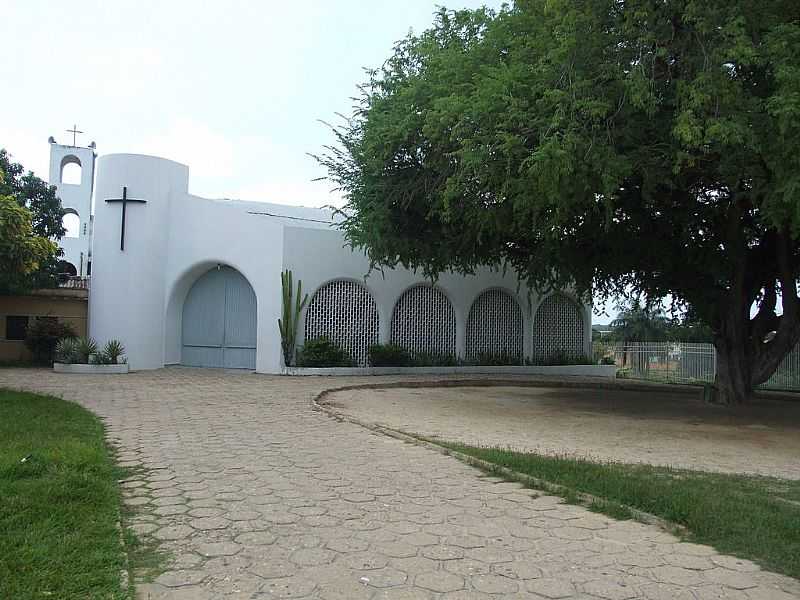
[
  {"left": 54, "top": 337, "right": 80, "bottom": 364},
  {"left": 92, "top": 350, "right": 111, "bottom": 365},
  {"left": 75, "top": 337, "right": 98, "bottom": 363},
  {"left": 102, "top": 339, "right": 125, "bottom": 364}
]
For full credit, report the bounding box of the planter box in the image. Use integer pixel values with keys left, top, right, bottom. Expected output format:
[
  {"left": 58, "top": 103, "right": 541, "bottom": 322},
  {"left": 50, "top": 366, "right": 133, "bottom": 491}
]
[
  {"left": 53, "top": 362, "right": 130, "bottom": 374},
  {"left": 282, "top": 364, "right": 617, "bottom": 378}
]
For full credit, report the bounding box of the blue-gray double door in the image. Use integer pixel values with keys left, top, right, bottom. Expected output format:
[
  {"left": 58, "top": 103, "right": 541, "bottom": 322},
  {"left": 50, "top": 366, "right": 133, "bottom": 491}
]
[{"left": 181, "top": 266, "right": 257, "bottom": 369}]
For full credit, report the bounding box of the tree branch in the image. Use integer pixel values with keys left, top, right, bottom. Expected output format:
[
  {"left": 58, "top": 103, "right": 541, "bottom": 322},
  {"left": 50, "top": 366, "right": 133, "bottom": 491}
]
[{"left": 753, "top": 229, "right": 800, "bottom": 384}]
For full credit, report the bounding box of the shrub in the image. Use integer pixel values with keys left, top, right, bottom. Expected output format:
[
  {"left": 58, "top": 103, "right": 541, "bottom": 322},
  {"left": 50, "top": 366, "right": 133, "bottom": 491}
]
[
  {"left": 469, "top": 352, "right": 522, "bottom": 366},
  {"left": 296, "top": 337, "right": 353, "bottom": 367},
  {"left": 592, "top": 342, "right": 617, "bottom": 365},
  {"left": 412, "top": 352, "right": 459, "bottom": 367},
  {"left": 75, "top": 337, "right": 98, "bottom": 363},
  {"left": 92, "top": 351, "right": 111, "bottom": 365},
  {"left": 368, "top": 343, "right": 412, "bottom": 367},
  {"left": 24, "top": 318, "right": 76, "bottom": 365},
  {"left": 54, "top": 337, "right": 80, "bottom": 364},
  {"left": 529, "top": 351, "right": 594, "bottom": 366},
  {"left": 102, "top": 340, "right": 125, "bottom": 364}
]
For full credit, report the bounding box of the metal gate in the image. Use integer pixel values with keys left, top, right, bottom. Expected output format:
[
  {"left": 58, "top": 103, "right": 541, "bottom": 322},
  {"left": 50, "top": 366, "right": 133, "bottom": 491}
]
[{"left": 181, "top": 266, "right": 257, "bottom": 369}]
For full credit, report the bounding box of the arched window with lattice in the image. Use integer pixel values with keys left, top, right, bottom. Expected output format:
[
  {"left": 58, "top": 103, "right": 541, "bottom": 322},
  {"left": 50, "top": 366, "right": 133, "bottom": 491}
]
[
  {"left": 466, "top": 289, "right": 524, "bottom": 363},
  {"left": 532, "top": 293, "right": 585, "bottom": 363},
  {"left": 304, "top": 280, "right": 379, "bottom": 366},
  {"left": 391, "top": 285, "right": 456, "bottom": 358}
]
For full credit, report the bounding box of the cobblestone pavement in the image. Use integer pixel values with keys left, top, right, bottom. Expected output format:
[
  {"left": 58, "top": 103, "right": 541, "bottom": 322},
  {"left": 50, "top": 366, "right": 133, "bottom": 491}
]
[
  {"left": 328, "top": 385, "right": 800, "bottom": 479},
  {"left": 2, "top": 368, "right": 798, "bottom": 600}
]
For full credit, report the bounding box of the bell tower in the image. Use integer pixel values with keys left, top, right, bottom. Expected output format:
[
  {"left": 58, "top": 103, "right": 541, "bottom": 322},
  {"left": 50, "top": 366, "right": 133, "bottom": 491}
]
[{"left": 48, "top": 129, "right": 96, "bottom": 277}]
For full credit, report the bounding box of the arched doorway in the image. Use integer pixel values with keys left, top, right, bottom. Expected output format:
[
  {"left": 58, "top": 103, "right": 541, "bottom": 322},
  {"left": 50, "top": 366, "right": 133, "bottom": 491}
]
[{"left": 181, "top": 266, "right": 257, "bottom": 369}]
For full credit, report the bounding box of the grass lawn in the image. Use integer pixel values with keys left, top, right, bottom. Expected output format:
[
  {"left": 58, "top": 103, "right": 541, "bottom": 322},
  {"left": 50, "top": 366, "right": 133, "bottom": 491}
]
[
  {"left": 437, "top": 441, "right": 800, "bottom": 580},
  {"left": 0, "top": 389, "right": 129, "bottom": 600}
]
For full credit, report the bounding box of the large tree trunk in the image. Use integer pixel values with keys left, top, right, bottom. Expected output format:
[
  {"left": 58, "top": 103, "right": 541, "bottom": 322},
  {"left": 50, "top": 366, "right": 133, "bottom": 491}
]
[
  {"left": 705, "top": 217, "right": 800, "bottom": 405},
  {"left": 713, "top": 336, "right": 753, "bottom": 405}
]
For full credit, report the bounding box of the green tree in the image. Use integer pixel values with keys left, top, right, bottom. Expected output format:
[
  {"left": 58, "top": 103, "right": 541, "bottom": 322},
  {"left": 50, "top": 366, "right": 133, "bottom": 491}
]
[
  {"left": 0, "top": 196, "right": 58, "bottom": 291},
  {"left": 610, "top": 301, "right": 669, "bottom": 343},
  {"left": 667, "top": 311, "right": 714, "bottom": 343},
  {"left": 319, "top": 1, "right": 800, "bottom": 404},
  {"left": 0, "top": 149, "right": 64, "bottom": 291}
]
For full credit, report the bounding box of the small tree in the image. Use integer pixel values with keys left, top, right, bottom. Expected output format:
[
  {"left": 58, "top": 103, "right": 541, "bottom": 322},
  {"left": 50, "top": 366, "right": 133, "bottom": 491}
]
[
  {"left": 610, "top": 300, "right": 669, "bottom": 369},
  {"left": 277, "top": 270, "right": 308, "bottom": 367},
  {"left": 24, "top": 318, "right": 76, "bottom": 365},
  {"left": 0, "top": 149, "right": 64, "bottom": 292},
  {"left": 0, "top": 196, "right": 58, "bottom": 292}
]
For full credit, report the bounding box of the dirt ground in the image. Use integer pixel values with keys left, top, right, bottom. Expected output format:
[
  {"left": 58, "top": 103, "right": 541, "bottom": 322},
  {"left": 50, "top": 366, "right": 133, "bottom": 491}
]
[{"left": 327, "top": 385, "right": 800, "bottom": 480}]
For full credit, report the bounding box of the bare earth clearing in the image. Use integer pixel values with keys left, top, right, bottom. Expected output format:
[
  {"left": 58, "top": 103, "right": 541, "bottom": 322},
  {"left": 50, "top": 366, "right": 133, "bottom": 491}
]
[{"left": 329, "top": 385, "right": 800, "bottom": 480}]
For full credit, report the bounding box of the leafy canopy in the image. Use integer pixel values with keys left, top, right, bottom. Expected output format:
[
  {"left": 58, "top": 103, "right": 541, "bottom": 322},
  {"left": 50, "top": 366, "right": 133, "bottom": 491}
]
[
  {"left": 320, "top": 0, "right": 800, "bottom": 330},
  {"left": 0, "top": 149, "right": 64, "bottom": 292},
  {"left": 610, "top": 300, "right": 670, "bottom": 342},
  {"left": 0, "top": 195, "right": 58, "bottom": 291}
]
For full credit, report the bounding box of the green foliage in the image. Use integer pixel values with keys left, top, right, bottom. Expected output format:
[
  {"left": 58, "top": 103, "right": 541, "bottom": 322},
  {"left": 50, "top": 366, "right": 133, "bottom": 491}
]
[
  {"left": 529, "top": 351, "right": 594, "bottom": 366},
  {"left": 468, "top": 352, "right": 522, "bottom": 366},
  {"left": 92, "top": 351, "right": 112, "bottom": 365},
  {"left": 53, "top": 337, "right": 125, "bottom": 366},
  {"left": 369, "top": 345, "right": 522, "bottom": 367},
  {"left": 296, "top": 337, "right": 353, "bottom": 367},
  {"left": 525, "top": 350, "right": 595, "bottom": 367},
  {"left": 0, "top": 196, "right": 59, "bottom": 293},
  {"left": 23, "top": 319, "right": 76, "bottom": 365},
  {"left": 75, "top": 337, "right": 98, "bottom": 363},
  {"left": 318, "top": 1, "right": 800, "bottom": 402},
  {"left": 0, "top": 390, "right": 129, "bottom": 599},
  {"left": 277, "top": 270, "right": 308, "bottom": 367},
  {"left": 101, "top": 340, "right": 125, "bottom": 364},
  {"left": 368, "top": 343, "right": 413, "bottom": 366},
  {"left": 667, "top": 316, "right": 715, "bottom": 343},
  {"left": 0, "top": 149, "right": 65, "bottom": 293},
  {"left": 610, "top": 300, "right": 670, "bottom": 342},
  {"left": 592, "top": 341, "right": 612, "bottom": 364},
  {"left": 411, "top": 351, "right": 459, "bottom": 367},
  {"left": 54, "top": 337, "right": 80, "bottom": 364}
]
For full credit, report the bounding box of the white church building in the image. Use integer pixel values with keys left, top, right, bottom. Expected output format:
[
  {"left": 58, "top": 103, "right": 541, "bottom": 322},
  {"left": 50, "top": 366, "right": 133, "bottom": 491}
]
[{"left": 49, "top": 141, "right": 592, "bottom": 373}]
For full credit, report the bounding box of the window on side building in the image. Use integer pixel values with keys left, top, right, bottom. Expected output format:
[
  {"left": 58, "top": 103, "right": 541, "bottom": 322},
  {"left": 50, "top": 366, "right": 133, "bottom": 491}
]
[{"left": 5, "top": 316, "right": 29, "bottom": 341}]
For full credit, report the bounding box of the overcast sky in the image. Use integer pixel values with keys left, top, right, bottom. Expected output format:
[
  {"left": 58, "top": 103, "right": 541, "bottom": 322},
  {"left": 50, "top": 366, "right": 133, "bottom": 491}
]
[
  {"left": 2, "top": 0, "right": 620, "bottom": 322},
  {"left": 3, "top": 1, "right": 506, "bottom": 204}
]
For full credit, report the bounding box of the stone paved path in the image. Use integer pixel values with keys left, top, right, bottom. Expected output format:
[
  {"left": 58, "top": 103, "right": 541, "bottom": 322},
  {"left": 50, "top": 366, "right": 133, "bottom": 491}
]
[{"left": 2, "top": 368, "right": 798, "bottom": 600}]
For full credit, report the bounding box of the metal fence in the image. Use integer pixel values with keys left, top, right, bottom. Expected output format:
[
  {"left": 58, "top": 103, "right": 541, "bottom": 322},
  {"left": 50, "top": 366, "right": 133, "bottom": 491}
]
[{"left": 593, "top": 341, "right": 800, "bottom": 392}]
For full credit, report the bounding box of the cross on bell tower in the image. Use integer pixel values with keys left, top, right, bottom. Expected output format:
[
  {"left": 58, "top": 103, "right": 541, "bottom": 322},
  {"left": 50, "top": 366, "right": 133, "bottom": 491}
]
[{"left": 66, "top": 124, "right": 83, "bottom": 147}]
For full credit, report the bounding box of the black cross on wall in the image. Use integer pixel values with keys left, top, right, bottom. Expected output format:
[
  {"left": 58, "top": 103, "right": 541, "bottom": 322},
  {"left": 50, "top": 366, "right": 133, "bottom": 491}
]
[{"left": 104, "top": 186, "right": 147, "bottom": 251}]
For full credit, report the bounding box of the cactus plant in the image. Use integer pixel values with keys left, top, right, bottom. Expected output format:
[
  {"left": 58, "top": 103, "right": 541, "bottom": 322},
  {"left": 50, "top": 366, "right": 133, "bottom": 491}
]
[{"left": 278, "top": 270, "right": 308, "bottom": 367}]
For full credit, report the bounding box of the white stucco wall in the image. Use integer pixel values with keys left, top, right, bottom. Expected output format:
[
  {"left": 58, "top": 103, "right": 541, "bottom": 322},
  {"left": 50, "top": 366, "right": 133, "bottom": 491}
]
[
  {"left": 282, "top": 226, "right": 539, "bottom": 360},
  {"left": 89, "top": 151, "right": 592, "bottom": 373},
  {"left": 49, "top": 143, "right": 95, "bottom": 275},
  {"left": 90, "top": 154, "right": 189, "bottom": 370},
  {"left": 161, "top": 196, "right": 284, "bottom": 373}
]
